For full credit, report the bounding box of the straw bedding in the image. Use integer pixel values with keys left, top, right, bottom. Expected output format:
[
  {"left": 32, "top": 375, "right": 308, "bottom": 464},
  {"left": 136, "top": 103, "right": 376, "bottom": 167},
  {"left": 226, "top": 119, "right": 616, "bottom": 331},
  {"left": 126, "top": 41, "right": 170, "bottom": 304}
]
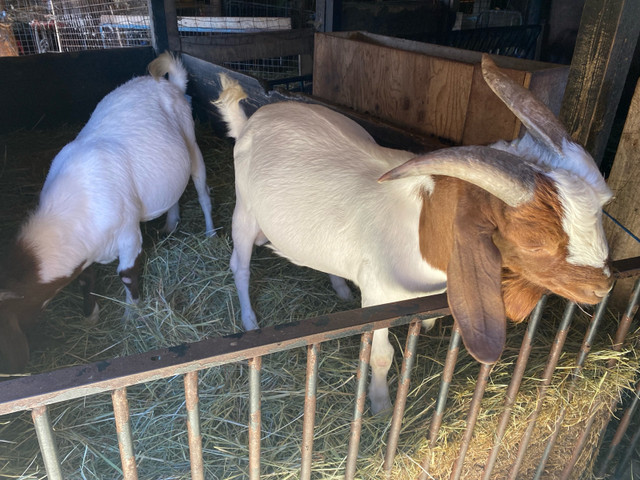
[{"left": 0, "top": 124, "right": 638, "bottom": 479}]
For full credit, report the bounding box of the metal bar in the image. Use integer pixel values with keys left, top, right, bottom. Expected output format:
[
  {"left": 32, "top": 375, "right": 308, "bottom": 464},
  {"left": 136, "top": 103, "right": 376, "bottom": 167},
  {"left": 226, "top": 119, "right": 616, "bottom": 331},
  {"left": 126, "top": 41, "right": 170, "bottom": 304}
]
[
  {"left": 345, "top": 331, "right": 374, "bottom": 480},
  {"left": 0, "top": 293, "right": 451, "bottom": 416},
  {"left": 418, "top": 324, "right": 462, "bottom": 480},
  {"left": 184, "top": 371, "right": 204, "bottom": 480},
  {"left": 248, "top": 356, "right": 262, "bottom": 480},
  {"left": 597, "top": 380, "right": 640, "bottom": 476},
  {"left": 482, "top": 295, "right": 546, "bottom": 480},
  {"left": 559, "top": 279, "right": 640, "bottom": 480},
  {"left": 613, "top": 413, "right": 640, "bottom": 478},
  {"left": 383, "top": 319, "right": 422, "bottom": 477},
  {"left": 112, "top": 387, "right": 138, "bottom": 480},
  {"left": 507, "top": 301, "right": 577, "bottom": 480},
  {"left": 32, "top": 405, "right": 63, "bottom": 480},
  {"left": 300, "top": 343, "right": 321, "bottom": 480},
  {"left": 450, "top": 362, "right": 494, "bottom": 480},
  {"left": 533, "top": 291, "right": 611, "bottom": 479}
]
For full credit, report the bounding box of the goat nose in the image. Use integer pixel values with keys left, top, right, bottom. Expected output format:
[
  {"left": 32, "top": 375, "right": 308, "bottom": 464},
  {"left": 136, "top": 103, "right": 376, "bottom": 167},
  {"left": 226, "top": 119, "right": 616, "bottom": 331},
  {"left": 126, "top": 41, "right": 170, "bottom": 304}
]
[{"left": 594, "top": 285, "right": 613, "bottom": 299}]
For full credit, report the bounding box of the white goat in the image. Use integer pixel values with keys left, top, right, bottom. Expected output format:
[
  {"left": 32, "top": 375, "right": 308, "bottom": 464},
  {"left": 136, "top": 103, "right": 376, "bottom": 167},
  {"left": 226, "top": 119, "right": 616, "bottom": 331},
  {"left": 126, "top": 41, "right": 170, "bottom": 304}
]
[
  {"left": 215, "top": 55, "right": 613, "bottom": 414},
  {"left": 0, "top": 52, "right": 215, "bottom": 372}
]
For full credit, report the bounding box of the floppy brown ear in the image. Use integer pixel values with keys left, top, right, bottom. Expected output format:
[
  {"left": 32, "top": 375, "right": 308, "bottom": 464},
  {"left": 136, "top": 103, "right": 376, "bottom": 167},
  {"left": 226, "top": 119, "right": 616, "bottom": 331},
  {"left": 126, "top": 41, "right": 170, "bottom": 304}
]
[{"left": 447, "top": 198, "right": 506, "bottom": 364}]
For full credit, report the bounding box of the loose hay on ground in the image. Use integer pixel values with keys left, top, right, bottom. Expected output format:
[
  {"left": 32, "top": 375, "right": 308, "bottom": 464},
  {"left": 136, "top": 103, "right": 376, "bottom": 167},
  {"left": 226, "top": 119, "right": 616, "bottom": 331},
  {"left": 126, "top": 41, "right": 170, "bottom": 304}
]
[{"left": 0, "top": 124, "right": 638, "bottom": 479}]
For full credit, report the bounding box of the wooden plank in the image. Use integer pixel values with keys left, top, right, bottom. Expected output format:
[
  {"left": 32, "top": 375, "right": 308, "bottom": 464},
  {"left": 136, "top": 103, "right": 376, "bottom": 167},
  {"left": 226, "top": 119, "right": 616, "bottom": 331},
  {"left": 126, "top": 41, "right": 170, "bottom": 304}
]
[
  {"left": 604, "top": 79, "right": 640, "bottom": 271},
  {"left": 559, "top": 0, "right": 640, "bottom": 165},
  {"left": 604, "top": 79, "right": 640, "bottom": 308},
  {"left": 181, "top": 53, "right": 446, "bottom": 153},
  {"left": 313, "top": 32, "right": 474, "bottom": 143},
  {"left": 461, "top": 63, "right": 526, "bottom": 145},
  {"left": 313, "top": 32, "right": 568, "bottom": 145},
  {"left": 181, "top": 29, "right": 314, "bottom": 63},
  {"left": 100, "top": 15, "right": 291, "bottom": 32}
]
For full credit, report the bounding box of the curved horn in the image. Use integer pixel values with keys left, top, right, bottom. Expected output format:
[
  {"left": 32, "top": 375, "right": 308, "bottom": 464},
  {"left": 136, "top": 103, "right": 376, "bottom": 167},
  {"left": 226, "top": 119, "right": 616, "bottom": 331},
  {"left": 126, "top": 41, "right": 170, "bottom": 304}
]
[
  {"left": 379, "top": 146, "right": 538, "bottom": 207},
  {"left": 481, "top": 53, "right": 571, "bottom": 158}
]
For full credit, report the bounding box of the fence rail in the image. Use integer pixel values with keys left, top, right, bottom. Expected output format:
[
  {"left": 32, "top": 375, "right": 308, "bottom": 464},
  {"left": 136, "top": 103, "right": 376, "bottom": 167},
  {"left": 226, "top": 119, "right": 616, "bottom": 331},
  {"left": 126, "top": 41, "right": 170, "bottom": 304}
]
[{"left": 1, "top": 257, "right": 639, "bottom": 479}]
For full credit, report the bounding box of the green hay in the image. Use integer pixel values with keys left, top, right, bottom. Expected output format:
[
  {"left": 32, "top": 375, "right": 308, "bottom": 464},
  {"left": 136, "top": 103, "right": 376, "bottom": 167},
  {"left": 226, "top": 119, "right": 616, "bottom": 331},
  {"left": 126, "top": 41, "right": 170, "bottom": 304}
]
[{"left": 0, "top": 124, "right": 638, "bottom": 480}]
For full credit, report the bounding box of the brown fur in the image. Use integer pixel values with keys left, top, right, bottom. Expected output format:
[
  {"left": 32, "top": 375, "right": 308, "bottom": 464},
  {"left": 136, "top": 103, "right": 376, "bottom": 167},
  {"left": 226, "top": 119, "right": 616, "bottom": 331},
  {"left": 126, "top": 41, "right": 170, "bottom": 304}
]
[
  {"left": 0, "top": 239, "right": 84, "bottom": 372},
  {"left": 420, "top": 173, "right": 611, "bottom": 328}
]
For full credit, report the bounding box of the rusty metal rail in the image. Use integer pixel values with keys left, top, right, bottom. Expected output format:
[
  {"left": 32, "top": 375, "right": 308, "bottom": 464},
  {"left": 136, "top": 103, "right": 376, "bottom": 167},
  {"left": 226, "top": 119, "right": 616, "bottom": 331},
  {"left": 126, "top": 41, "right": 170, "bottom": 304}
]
[{"left": 1, "top": 257, "right": 640, "bottom": 479}]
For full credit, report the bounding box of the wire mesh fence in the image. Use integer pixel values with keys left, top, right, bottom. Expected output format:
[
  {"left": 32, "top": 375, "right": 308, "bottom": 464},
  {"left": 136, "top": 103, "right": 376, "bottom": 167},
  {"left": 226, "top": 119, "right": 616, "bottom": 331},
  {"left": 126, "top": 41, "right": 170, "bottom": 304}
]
[
  {"left": 1, "top": 0, "right": 151, "bottom": 54},
  {"left": 1, "top": 0, "right": 312, "bottom": 84}
]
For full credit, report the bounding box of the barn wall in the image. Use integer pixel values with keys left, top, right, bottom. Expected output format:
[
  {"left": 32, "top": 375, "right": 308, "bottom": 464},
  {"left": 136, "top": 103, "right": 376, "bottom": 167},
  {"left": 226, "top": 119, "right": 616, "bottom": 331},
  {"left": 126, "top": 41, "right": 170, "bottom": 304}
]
[{"left": 0, "top": 47, "right": 155, "bottom": 134}]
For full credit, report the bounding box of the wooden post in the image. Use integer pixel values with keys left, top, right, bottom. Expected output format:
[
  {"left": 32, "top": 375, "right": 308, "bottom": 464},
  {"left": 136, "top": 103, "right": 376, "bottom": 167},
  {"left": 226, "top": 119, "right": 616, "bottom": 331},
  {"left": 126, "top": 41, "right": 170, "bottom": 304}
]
[
  {"left": 559, "top": 0, "right": 640, "bottom": 165},
  {"left": 148, "top": 0, "right": 180, "bottom": 53},
  {"left": 604, "top": 79, "right": 640, "bottom": 307},
  {"left": 316, "top": 0, "right": 342, "bottom": 32}
]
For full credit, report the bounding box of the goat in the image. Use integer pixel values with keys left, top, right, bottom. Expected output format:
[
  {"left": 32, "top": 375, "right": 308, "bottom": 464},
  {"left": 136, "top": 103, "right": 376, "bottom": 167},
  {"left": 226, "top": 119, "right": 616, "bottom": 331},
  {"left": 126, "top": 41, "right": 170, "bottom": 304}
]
[
  {"left": 214, "top": 54, "right": 613, "bottom": 414},
  {"left": 0, "top": 52, "right": 215, "bottom": 373}
]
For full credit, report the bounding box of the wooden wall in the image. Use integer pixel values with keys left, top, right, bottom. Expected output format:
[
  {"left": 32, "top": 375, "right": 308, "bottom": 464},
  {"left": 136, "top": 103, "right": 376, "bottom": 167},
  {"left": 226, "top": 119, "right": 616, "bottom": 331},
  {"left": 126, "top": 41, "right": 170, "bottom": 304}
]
[{"left": 313, "top": 32, "right": 569, "bottom": 146}]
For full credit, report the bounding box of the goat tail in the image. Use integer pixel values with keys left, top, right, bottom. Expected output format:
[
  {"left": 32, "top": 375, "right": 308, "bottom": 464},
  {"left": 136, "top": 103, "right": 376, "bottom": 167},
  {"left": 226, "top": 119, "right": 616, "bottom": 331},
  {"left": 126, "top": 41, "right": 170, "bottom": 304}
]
[
  {"left": 212, "top": 73, "right": 248, "bottom": 140},
  {"left": 148, "top": 51, "right": 188, "bottom": 93}
]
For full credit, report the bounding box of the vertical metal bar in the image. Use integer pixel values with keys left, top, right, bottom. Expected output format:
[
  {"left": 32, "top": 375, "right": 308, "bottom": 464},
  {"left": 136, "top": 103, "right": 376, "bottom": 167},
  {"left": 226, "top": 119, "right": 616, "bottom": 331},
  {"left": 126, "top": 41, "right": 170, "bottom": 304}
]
[
  {"left": 345, "top": 330, "right": 374, "bottom": 480},
  {"left": 507, "top": 301, "right": 577, "bottom": 480},
  {"left": 112, "top": 387, "right": 138, "bottom": 480},
  {"left": 184, "top": 371, "right": 204, "bottom": 480},
  {"left": 450, "top": 362, "right": 494, "bottom": 480},
  {"left": 383, "top": 319, "right": 421, "bottom": 477},
  {"left": 418, "top": 324, "right": 462, "bottom": 480},
  {"left": 300, "top": 343, "right": 321, "bottom": 480},
  {"left": 482, "top": 295, "right": 547, "bottom": 480},
  {"left": 248, "top": 356, "right": 262, "bottom": 480},
  {"left": 597, "top": 380, "right": 640, "bottom": 477},
  {"left": 613, "top": 415, "right": 640, "bottom": 479},
  {"left": 559, "top": 279, "right": 640, "bottom": 480},
  {"left": 32, "top": 405, "right": 63, "bottom": 480},
  {"left": 533, "top": 292, "right": 611, "bottom": 479}
]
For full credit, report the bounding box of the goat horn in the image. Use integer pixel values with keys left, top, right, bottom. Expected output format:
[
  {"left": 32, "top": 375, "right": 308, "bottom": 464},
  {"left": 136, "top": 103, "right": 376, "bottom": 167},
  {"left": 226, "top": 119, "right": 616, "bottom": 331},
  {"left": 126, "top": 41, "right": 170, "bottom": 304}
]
[
  {"left": 379, "top": 146, "right": 537, "bottom": 207},
  {"left": 481, "top": 53, "right": 571, "bottom": 158}
]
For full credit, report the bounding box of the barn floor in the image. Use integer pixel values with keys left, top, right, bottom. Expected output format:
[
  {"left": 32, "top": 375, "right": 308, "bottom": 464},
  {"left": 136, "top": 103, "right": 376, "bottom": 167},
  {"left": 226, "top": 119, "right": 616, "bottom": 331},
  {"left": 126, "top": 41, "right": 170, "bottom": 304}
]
[{"left": 0, "top": 124, "right": 638, "bottom": 479}]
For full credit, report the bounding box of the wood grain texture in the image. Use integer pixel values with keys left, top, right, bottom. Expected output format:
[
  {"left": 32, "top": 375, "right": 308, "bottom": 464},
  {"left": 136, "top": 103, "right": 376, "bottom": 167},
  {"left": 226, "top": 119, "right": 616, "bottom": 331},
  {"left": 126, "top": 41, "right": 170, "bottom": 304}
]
[
  {"left": 559, "top": 0, "right": 640, "bottom": 164},
  {"left": 313, "top": 32, "right": 569, "bottom": 146},
  {"left": 181, "top": 29, "right": 314, "bottom": 63},
  {"left": 605, "top": 79, "right": 640, "bottom": 261}
]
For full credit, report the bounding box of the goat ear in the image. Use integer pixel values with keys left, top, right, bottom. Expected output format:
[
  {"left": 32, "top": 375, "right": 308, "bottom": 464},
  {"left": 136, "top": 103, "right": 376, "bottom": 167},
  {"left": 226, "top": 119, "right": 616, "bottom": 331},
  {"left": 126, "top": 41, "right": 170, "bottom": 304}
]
[{"left": 447, "top": 200, "right": 505, "bottom": 364}]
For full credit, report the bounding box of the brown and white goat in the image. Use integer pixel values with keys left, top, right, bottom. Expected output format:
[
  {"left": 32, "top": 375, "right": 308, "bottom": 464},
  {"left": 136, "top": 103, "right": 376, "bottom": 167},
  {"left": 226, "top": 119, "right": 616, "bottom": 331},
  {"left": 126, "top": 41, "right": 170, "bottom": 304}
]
[
  {"left": 0, "top": 52, "right": 215, "bottom": 373},
  {"left": 214, "top": 55, "right": 613, "bottom": 414}
]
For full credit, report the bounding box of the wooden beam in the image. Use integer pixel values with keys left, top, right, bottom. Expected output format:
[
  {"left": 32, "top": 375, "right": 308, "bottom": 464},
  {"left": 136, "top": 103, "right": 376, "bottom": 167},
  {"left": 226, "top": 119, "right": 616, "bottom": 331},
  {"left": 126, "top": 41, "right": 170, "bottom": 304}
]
[
  {"left": 604, "top": 79, "right": 640, "bottom": 307},
  {"left": 559, "top": 0, "right": 640, "bottom": 164},
  {"left": 148, "top": 0, "right": 180, "bottom": 53},
  {"left": 181, "top": 29, "right": 314, "bottom": 63}
]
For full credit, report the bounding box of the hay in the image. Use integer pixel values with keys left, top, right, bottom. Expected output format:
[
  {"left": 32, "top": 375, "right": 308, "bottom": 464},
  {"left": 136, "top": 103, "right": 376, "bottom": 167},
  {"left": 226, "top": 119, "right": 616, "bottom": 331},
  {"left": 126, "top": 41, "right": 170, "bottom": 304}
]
[{"left": 0, "top": 124, "right": 638, "bottom": 479}]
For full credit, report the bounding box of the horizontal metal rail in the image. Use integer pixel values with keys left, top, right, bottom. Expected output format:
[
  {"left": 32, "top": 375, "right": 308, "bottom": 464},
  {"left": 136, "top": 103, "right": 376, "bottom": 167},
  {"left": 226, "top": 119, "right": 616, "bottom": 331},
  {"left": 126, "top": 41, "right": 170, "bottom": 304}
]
[{"left": 0, "top": 293, "right": 450, "bottom": 415}]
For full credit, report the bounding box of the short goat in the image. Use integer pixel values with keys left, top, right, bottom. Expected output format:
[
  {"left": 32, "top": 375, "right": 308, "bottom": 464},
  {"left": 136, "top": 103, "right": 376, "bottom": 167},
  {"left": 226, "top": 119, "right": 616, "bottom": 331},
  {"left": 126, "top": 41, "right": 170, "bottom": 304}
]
[
  {"left": 215, "top": 55, "right": 613, "bottom": 414},
  {"left": 0, "top": 52, "right": 215, "bottom": 372}
]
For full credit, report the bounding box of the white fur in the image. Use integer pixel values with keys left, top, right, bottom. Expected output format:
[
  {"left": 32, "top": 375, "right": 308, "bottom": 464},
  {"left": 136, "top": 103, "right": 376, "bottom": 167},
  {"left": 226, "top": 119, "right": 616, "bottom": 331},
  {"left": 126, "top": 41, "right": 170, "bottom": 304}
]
[
  {"left": 216, "top": 74, "right": 611, "bottom": 415},
  {"left": 21, "top": 53, "right": 215, "bottom": 286},
  {"left": 223, "top": 99, "right": 446, "bottom": 412},
  {"left": 490, "top": 134, "right": 611, "bottom": 270}
]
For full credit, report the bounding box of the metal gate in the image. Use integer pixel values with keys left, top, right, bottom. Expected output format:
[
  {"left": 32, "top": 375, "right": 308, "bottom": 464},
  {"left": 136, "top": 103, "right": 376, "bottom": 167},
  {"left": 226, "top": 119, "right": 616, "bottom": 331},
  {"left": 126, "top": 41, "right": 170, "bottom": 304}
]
[{"left": 1, "top": 257, "right": 639, "bottom": 479}]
